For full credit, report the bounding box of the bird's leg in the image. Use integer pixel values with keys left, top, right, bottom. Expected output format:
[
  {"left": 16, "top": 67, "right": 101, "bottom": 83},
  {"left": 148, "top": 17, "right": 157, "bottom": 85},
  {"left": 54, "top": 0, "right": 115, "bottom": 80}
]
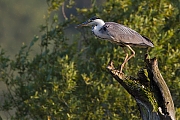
[
  {"left": 120, "top": 48, "right": 129, "bottom": 73},
  {"left": 125, "top": 45, "right": 135, "bottom": 63},
  {"left": 120, "top": 45, "right": 135, "bottom": 73}
]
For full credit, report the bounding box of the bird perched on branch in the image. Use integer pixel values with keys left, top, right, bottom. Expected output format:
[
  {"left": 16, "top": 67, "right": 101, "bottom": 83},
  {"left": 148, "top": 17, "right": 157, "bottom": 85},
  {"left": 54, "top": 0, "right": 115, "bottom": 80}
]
[{"left": 77, "top": 16, "right": 154, "bottom": 73}]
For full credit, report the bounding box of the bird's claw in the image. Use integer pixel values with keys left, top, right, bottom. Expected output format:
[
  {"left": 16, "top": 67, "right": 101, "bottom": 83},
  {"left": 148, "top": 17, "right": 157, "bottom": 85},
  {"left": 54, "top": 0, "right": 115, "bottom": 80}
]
[
  {"left": 114, "top": 70, "right": 124, "bottom": 77},
  {"left": 107, "top": 60, "right": 124, "bottom": 78}
]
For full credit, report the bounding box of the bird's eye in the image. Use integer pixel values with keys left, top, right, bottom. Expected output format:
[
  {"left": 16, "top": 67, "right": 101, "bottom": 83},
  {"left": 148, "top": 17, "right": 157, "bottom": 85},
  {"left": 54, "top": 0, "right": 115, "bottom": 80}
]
[{"left": 88, "top": 19, "right": 92, "bottom": 22}]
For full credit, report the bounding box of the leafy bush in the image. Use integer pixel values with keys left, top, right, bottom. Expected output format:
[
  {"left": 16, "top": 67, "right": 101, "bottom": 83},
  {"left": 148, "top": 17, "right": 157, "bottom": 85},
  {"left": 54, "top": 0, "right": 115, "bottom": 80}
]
[{"left": 0, "top": 0, "right": 179, "bottom": 119}]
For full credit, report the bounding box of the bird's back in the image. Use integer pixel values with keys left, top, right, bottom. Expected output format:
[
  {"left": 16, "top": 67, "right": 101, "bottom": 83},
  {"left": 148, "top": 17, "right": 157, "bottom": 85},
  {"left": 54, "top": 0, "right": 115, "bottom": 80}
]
[{"left": 101, "top": 22, "right": 154, "bottom": 47}]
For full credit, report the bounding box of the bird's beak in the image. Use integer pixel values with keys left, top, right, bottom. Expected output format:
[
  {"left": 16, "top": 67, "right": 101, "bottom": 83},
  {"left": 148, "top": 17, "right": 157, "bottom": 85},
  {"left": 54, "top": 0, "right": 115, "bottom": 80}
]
[{"left": 76, "top": 21, "right": 89, "bottom": 28}]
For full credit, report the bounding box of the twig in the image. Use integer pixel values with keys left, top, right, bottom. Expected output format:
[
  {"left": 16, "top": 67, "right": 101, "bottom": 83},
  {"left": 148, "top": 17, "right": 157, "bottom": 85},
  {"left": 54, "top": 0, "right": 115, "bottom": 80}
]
[{"left": 62, "top": 2, "right": 68, "bottom": 20}]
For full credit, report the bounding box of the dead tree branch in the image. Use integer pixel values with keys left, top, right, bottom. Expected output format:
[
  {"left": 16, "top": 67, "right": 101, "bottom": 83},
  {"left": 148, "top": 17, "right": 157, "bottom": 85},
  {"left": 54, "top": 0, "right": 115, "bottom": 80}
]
[{"left": 107, "top": 54, "right": 175, "bottom": 120}]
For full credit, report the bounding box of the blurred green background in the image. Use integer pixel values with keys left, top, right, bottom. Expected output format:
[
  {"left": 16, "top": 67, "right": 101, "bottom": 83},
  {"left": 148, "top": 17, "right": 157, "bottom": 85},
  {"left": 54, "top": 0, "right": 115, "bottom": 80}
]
[
  {"left": 0, "top": 0, "right": 45, "bottom": 118},
  {"left": 0, "top": 0, "right": 179, "bottom": 119},
  {"left": 0, "top": 1, "right": 47, "bottom": 56}
]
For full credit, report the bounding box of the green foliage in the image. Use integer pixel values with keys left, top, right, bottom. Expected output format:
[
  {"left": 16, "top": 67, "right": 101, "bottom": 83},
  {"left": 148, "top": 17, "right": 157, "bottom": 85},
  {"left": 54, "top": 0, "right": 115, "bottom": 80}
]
[{"left": 0, "top": 0, "right": 180, "bottom": 119}]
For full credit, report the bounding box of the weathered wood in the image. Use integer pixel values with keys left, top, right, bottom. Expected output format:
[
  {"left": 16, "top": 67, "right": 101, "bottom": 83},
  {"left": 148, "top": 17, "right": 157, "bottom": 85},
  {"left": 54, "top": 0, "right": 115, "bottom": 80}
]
[{"left": 107, "top": 55, "right": 175, "bottom": 120}]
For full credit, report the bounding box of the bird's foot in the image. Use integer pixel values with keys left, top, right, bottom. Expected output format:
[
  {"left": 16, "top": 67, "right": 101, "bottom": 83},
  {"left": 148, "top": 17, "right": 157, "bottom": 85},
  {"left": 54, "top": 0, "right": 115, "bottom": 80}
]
[
  {"left": 114, "top": 69, "right": 124, "bottom": 77},
  {"left": 116, "top": 71, "right": 124, "bottom": 79},
  {"left": 116, "top": 65, "right": 125, "bottom": 78},
  {"left": 107, "top": 60, "right": 124, "bottom": 78}
]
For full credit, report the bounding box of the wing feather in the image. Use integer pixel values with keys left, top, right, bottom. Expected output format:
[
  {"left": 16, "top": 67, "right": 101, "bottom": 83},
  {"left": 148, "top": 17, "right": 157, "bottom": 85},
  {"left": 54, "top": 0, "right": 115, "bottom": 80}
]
[{"left": 103, "top": 22, "right": 154, "bottom": 47}]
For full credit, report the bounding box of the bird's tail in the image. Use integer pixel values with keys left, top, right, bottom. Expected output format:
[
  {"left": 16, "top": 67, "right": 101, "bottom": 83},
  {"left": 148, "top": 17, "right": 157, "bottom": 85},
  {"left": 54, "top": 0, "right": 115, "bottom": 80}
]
[{"left": 142, "top": 35, "right": 154, "bottom": 47}]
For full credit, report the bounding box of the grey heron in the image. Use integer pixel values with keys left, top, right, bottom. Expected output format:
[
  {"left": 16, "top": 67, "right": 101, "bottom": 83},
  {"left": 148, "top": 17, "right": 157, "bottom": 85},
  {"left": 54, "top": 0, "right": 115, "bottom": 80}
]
[{"left": 77, "top": 16, "right": 154, "bottom": 73}]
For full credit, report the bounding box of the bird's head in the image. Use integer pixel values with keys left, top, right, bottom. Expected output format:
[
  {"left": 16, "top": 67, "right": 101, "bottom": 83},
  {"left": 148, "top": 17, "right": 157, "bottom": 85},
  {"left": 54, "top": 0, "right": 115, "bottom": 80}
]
[{"left": 77, "top": 16, "right": 105, "bottom": 27}]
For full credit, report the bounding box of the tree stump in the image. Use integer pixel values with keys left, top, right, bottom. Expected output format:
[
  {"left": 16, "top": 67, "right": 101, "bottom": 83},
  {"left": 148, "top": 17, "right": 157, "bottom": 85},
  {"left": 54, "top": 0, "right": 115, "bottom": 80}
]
[{"left": 107, "top": 55, "right": 176, "bottom": 120}]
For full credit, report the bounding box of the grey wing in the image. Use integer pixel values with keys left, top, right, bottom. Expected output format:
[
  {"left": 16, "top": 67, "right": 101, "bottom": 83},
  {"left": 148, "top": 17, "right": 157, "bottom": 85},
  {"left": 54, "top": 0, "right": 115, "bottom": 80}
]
[{"left": 104, "top": 22, "right": 154, "bottom": 47}]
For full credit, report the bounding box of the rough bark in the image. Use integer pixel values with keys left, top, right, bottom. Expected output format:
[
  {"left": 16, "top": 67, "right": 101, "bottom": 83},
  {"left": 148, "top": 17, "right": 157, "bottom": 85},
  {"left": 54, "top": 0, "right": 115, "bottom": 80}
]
[{"left": 107, "top": 55, "right": 176, "bottom": 120}]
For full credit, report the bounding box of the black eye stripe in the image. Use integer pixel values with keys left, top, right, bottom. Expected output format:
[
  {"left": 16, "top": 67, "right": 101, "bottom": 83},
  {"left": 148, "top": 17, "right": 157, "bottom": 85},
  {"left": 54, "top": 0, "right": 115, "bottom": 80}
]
[{"left": 89, "top": 16, "right": 100, "bottom": 21}]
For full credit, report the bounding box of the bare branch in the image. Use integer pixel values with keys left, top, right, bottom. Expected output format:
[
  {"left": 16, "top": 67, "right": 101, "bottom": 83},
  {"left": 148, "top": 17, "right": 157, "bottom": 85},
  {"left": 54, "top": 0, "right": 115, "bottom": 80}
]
[{"left": 62, "top": 2, "right": 68, "bottom": 20}]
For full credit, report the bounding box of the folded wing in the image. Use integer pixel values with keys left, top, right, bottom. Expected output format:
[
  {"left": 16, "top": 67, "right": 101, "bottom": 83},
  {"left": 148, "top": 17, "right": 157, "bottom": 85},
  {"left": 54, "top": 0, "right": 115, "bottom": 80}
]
[{"left": 103, "top": 22, "right": 154, "bottom": 47}]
